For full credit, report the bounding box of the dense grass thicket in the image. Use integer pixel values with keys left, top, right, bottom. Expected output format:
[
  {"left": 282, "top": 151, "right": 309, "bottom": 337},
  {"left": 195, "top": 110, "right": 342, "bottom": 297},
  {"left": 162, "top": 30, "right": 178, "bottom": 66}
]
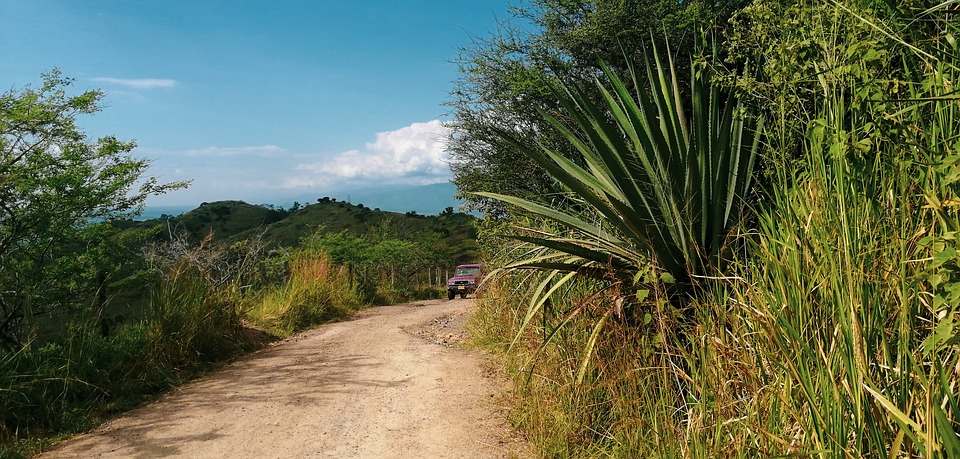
[{"left": 468, "top": 0, "right": 960, "bottom": 457}]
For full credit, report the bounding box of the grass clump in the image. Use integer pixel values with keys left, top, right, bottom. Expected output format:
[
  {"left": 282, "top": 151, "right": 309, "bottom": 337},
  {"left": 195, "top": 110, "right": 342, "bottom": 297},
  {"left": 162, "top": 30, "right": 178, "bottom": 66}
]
[{"left": 247, "top": 252, "right": 360, "bottom": 336}]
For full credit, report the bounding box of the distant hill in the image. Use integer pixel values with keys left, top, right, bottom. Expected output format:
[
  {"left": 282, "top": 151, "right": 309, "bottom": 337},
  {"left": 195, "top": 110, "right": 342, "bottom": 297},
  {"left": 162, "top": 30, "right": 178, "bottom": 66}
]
[
  {"left": 138, "top": 205, "right": 195, "bottom": 221},
  {"left": 157, "top": 201, "right": 287, "bottom": 242},
  {"left": 137, "top": 199, "right": 479, "bottom": 265}
]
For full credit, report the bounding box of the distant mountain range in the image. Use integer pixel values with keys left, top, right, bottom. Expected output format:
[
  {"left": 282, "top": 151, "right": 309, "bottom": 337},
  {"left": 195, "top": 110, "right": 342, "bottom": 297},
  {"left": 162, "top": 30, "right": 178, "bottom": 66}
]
[
  {"left": 316, "top": 182, "right": 465, "bottom": 215},
  {"left": 139, "top": 182, "right": 466, "bottom": 221}
]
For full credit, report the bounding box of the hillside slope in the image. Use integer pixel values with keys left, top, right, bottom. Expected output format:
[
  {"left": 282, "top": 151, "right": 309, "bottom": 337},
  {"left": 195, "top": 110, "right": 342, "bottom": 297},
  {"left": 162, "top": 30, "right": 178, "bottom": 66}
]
[{"left": 136, "top": 199, "right": 479, "bottom": 265}]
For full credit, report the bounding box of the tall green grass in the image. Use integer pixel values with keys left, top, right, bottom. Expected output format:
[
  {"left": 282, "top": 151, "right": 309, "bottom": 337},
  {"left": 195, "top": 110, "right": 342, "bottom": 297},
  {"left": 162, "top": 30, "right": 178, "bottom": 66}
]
[
  {"left": 145, "top": 259, "right": 249, "bottom": 373},
  {"left": 731, "top": 3, "right": 960, "bottom": 455},
  {"left": 470, "top": 1, "right": 960, "bottom": 457},
  {"left": 247, "top": 252, "right": 360, "bottom": 336},
  {"left": 737, "top": 116, "right": 954, "bottom": 456}
]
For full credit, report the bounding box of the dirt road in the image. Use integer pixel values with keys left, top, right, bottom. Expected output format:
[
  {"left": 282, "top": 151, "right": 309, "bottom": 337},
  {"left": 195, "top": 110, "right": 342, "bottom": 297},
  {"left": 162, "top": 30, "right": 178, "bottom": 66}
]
[{"left": 41, "top": 299, "right": 527, "bottom": 458}]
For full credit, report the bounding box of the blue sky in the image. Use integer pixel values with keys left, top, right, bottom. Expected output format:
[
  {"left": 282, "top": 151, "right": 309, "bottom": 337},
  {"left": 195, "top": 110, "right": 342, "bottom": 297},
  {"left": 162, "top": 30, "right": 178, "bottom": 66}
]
[{"left": 0, "top": 1, "right": 517, "bottom": 207}]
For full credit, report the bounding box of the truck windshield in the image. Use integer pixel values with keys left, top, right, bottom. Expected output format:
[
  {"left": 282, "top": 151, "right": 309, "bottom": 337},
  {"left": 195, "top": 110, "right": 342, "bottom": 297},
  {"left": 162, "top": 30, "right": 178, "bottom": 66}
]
[{"left": 455, "top": 267, "right": 481, "bottom": 276}]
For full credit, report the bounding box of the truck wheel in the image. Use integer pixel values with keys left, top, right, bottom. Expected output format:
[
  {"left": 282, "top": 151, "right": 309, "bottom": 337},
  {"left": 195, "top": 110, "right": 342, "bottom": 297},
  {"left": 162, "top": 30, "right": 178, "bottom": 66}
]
[{"left": 448, "top": 290, "right": 455, "bottom": 300}]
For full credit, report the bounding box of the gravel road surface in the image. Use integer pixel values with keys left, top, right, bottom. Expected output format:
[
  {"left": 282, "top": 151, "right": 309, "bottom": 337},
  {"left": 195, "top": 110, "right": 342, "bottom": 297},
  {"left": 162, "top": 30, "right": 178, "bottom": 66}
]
[{"left": 40, "top": 298, "right": 527, "bottom": 458}]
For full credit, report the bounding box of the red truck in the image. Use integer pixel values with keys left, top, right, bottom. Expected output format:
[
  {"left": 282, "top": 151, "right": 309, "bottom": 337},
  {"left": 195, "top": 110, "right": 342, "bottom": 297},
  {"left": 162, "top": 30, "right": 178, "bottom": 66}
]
[{"left": 446, "top": 263, "right": 483, "bottom": 300}]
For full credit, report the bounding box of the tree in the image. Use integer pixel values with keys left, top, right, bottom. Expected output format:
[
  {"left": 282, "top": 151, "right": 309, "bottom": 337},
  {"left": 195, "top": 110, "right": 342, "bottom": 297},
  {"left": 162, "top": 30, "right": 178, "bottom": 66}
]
[
  {"left": 446, "top": 0, "right": 749, "bottom": 215},
  {"left": 0, "top": 71, "right": 187, "bottom": 348}
]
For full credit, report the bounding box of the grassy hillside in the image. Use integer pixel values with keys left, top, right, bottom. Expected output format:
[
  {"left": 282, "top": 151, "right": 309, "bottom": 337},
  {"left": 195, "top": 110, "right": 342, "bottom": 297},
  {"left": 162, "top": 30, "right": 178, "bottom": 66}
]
[
  {"left": 136, "top": 199, "right": 479, "bottom": 265},
  {"left": 152, "top": 200, "right": 287, "bottom": 242}
]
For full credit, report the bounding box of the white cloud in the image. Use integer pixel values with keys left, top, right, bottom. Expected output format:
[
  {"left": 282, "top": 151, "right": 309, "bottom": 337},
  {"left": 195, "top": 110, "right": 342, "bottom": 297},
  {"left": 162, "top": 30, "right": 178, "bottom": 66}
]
[
  {"left": 91, "top": 77, "right": 177, "bottom": 89},
  {"left": 288, "top": 120, "right": 451, "bottom": 189},
  {"left": 141, "top": 121, "right": 454, "bottom": 206}
]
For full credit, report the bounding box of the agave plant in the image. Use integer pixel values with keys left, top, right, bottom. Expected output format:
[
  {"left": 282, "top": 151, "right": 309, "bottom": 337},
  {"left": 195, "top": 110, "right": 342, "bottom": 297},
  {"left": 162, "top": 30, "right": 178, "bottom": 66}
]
[{"left": 478, "top": 45, "right": 763, "bottom": 291}]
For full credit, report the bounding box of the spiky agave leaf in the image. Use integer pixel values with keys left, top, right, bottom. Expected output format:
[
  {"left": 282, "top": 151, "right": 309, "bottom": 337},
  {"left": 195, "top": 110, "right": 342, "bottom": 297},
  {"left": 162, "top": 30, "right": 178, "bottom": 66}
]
[{"left": 480, "top": 43, "right": 762, "bottom": 287}]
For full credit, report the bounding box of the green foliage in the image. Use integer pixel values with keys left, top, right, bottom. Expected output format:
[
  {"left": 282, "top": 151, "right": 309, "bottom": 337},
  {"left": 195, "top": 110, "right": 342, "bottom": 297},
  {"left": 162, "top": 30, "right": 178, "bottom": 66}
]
[
  {"left": 480, "top": 45, "right": 762, "bottom": 287},
  {"left": 447, "top": 0, "right": 749, "bottom": 215},
  {"left": 301, "top": 230, "right": 367, "bottom": 264},
  {"left": 0, "top": 71, "right": 186, "bottom": 349},
  {"left": 247, "top": 252, "right": 359, "bottom": 336},
  {"left": 301, "top": 229, "right": 445, "bottom": 304},
  {"left": 721, "top": 0, "right": 926, "bottom": 171},
  {"left": 469, "top": 1, "right": 960, "bottom": 457}
]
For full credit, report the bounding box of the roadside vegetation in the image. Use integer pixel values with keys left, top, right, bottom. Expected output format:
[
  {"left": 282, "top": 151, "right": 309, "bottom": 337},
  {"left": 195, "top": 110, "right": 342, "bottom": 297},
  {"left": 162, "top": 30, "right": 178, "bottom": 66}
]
[
  {"left": 457, "top": 0, "right": 960, "bottom": 457},
  {"left": 0, "top": 74, "right": 477, "bottom": 457}
]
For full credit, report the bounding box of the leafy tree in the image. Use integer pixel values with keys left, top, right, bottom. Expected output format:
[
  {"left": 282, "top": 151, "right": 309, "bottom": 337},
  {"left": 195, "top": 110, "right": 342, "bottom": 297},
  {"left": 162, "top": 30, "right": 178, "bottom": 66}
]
[
  {"left": 447, "top": 0, "right": 749, "bottom": 215},
  {"left": 719, "top": 0, "right": 945, "bottom": 172},
  {"left": 368, "top": 239, "right": 425, "bottom": 287},
  {"left": 302, "top": 231, "right": 370, "bottom": 266},
  {"left": 0, "top": 71, "right": 186, "bottom": 348}
]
